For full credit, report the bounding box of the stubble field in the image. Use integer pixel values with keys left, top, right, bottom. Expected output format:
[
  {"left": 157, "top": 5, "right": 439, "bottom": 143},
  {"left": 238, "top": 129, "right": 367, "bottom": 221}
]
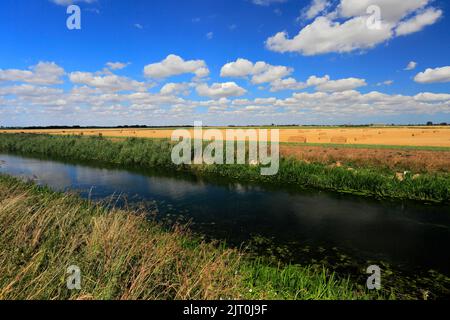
[{"left": 3, "top": 126, "right": 450, "bottom": 147}]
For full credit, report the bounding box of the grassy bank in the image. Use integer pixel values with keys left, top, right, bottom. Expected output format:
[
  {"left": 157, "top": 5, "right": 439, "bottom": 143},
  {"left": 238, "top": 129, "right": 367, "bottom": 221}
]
[
  {"left": 0, "top": 175, "right": 377, "bottom": 300},
  {"left": 0, "top": 133, "right": 449, "bottom": 203}
]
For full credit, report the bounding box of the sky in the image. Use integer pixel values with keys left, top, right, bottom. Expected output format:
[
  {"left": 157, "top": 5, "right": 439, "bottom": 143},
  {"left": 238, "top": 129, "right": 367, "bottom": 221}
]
[{"left": 0, "top": 0, "right": 449, "bottom": 126}]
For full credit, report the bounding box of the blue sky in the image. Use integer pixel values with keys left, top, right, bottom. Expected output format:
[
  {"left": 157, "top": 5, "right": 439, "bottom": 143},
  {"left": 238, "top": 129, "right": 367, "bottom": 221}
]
[{"left": 0, "top": 0, "right": 449, "bottom": 126}]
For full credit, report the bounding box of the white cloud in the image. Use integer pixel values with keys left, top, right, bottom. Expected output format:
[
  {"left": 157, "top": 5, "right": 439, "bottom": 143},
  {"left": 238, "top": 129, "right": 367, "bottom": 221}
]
[
  {"left": 306, "top": 75, "right": 330, "bottom": 86},
  {"left": 267, "top": 16, "right": 393, "bottom": 55},
  {"left": 106, "top": 62, "right": 130, "bottom": 70},
  {"left": 0, "top": 62, "right": 65, "bottom": 85},
  {"left": 376, "top": 80, "right": 394, "bottom": 86},
  {"left": 160, "top": 82, "right": 191, "bottom": 96},
  {"left": 315, "top": 77, "right": 367, "bottom": 92},
  {"left": 220, "top": 58, "right": 255, "bottom": 78},
  {"left": 267, "top": 0, "right": 441, "bottom": 56},
  {"left": 206, "top": 32, "right": 214, "bottom": 40},
  {"left": 134, "top": 23, "right": 144, "bottom": 29},
  {"left": 396, "top": 8, "right": 442, "bottom": 36},
  {"left": 338, "top": 0, "right": 430, "bottom": 22},
  {"left": 144, "top": 54, "right": 209, "bottom": 79},
  {"left": 0, "top": 84, "right": 63, "bottom": 97},
  {"left": 252, "top": 0, "right": 287, "bottom": 6},
  {"left": 414, "top": 66, "right": 450, "bottom": 84},
  {"left": 270, "top": 74, "right": 366, "bottom": 92},
  {"left": 270, "top": 78, "right": 307, "bottom": 92},
  {"left": 196, "top": 82, "right": 247, "bottom": 99},
  {"left": 414, "top": 92, "right": 450, "bottom": 102},
  {"left": 301, "top": 0, "right": 330, "bottom": 20},
  {"left": 50, "top": 0, "right": 96, "bottom": 6},
  {"left": 405, "top": 61, "right": 418, "bottom": 71},
  {"left": 220, "top": 58, "right": 292, "bottom": 84},
  {"left": 69, "top": 72, "right": 148, "bottom": 92}
]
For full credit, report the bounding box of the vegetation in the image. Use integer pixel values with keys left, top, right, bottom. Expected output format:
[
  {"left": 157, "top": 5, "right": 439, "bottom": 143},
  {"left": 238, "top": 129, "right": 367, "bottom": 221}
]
[
  {"left": 0, "top": 175, "right": 378, "bottom": 300},
  {"left": 0, "top": 133, "right": 448, "bottom": 203}
]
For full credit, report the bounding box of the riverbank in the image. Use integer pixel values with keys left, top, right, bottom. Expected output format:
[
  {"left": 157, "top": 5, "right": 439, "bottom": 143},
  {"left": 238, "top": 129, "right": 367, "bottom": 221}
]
[
  {"left": 0, "top": 174, "right": 377, "bottom": 300},
  {"left": 0, "top": 134, "right": 449, "bottom": 203}
]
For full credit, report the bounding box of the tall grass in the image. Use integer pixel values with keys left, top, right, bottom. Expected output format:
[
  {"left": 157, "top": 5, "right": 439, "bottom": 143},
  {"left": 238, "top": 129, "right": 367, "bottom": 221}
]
[
  {"left": 0, "top": 133, "right": 448, "bottom": 203},
  {"left": 0, "top": 175, "right": 375, "bottom": 300}
]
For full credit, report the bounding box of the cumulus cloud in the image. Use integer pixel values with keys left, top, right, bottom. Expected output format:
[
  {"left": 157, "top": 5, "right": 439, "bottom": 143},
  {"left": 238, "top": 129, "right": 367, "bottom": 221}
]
[
  {"left": 376, "top": 80, "right": 394, "bottom": 86},
  {"left": 106, "top": 62, "right": 130, "bottom": 70},
  {"left": 414, "top": 92, "right": 450, "bottom": 102},
  {"left": 301, "top": 0, "right": 330, "bottom": 20},
  {"left": 266, "top": 0, "right": 442, "bottom": 56},
  {"left": 0, "top": 62, "right": 65, "bottom": 85},
  {"left": 270, "top": 78, "right": 307, "bottom": 92},
  {"left": 69, "top": 72, "right": 148, "bottom": 92},
  {"left": 395, "top": 8, "right": 442, "bottom": 36},
  {"left": 405, "top": 61, "right": 418, "bottom": 71},
  {"left": 338, "top": 0, "right": 429, "bottom": 22},
  {"left": 2, "top": 59, "right": 448, "bottom": 125},
  {"left": 267, "top": 16, "right": 393, "bottom": 55},
  {"left": 160, "top": 82, "right": 191, "bottom": 96},
  {"left": 316, "top": 77, "right": 367, "bottom": 92},
  {"left": 196, "top": 82, "right": 247, "bottom": 99},
  {"left": 0, "top": 84, "right": 63, "bottom": 97},
  {"left": 144, "top": 54, "right": 209, "bottom": 79},
  {"left": 220, "top": 58, "right": 292, "bottom": 84},
  {"left": 50, "top": 0, "right": 96, "bottom": 6},
  {"left": 252, "top": 0, "right": 287, "bottom": 6},
  {"left": 414, "top": 66, "right": 450, "bottom": 84},
  {"left": 270, "top": 74, "right": 366, "bottom": 92}
]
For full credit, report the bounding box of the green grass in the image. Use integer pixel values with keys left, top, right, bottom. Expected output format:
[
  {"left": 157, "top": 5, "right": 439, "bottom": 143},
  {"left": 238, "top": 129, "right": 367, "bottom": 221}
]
[
  {"left": 0, "top": 175, "right": 379, "bottom": 300},
  {"left": 0, "top": 133, "right": 449, "bottom": 203}
]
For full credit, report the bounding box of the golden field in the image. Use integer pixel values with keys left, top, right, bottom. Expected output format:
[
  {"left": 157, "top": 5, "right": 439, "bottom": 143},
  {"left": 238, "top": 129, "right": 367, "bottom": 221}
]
[{"left": 3, "top": 126, "right": 450, "bottom": 147}]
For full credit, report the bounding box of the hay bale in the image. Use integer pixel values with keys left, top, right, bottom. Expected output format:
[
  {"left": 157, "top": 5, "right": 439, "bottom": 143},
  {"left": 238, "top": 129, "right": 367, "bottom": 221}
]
[
  {"left": 331, "top": 136, "right": 348, "bottom": 144},
  {"left": 288, "top": 136, "right": 307, "bottom": 143}
]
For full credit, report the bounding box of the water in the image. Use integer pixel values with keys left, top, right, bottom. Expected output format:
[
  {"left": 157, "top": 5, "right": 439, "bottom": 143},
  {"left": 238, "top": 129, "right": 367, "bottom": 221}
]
[{"left": 1, "top": 153, "right": 449, "bottom": 278}]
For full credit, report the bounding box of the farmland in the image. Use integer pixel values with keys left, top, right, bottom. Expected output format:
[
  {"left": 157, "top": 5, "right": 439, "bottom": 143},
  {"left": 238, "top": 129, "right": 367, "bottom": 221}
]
[
  {"left": 3, "top": 126, "right": 449, "bottom": 174},
  {"left": 3, "top": 126, "right": 450, "bottom": 148}
]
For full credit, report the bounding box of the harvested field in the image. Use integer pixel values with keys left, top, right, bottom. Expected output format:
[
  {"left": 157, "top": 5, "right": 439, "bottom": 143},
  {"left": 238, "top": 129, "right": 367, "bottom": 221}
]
[
  {"left": 280, "top": 145, "right": 450, "bottom": 173},
  {"left": 3, "top": 126, "right": 450, "bottom": 148}
]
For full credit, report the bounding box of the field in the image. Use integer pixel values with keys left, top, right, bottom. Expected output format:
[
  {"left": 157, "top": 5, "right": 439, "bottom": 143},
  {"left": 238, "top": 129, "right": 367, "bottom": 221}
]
[{"left": 3, "top": 126, "right": 450, "bottom": 148}]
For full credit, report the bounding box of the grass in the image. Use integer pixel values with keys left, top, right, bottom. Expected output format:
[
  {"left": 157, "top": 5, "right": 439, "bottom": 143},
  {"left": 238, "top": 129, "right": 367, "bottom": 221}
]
[
  {"left": 0, "top": 175, "right": 379, "bottom": 300},
  {"left": 0, "top": 133, "right": 449, "bottom": 203}
]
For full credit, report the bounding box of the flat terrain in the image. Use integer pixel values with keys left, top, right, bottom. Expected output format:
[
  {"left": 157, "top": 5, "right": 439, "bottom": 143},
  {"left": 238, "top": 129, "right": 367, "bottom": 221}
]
[
  {"left": 3, "top": 127, "right": 450, "bottom": 172},
  {"left": 3, "top": 126, "right": 450, "bottom": 148}
]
